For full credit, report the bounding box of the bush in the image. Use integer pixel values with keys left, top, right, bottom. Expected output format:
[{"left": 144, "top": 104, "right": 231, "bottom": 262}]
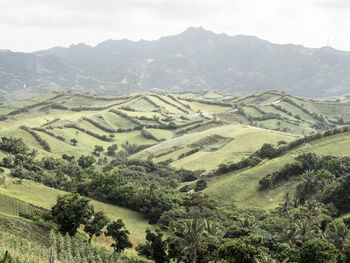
[{"left": 194, "top": 179, "right": 207, "bottom": 192}]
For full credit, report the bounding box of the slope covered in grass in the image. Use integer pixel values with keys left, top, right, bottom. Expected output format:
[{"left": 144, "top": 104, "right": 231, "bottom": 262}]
[
  {"left": 0, "top": 179, "right": 152, "bottom": 246},
  {"left": 204, "top": 131, "right": 350, "bottom": 209}
]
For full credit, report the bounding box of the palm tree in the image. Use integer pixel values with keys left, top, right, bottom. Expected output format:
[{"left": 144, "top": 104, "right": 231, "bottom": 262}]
[
  {"left": 180, "top": 219, "right": 205, "bottom": 263},
  {"left": 301, "top": 199, "right": 322, "bottom": 223},
  {"left": 293, "top": 218, "right": 319, "bottom": 244},
  {"left": 238, "top": 216, "right": 258, "bottom": 230},
  {"left": 280, "top": 223, "right": 298, "bottom": 245},
  {"left": 277, "top": 192, "right": 294, "bottom": 217},
  {"left": 325, "top": 220, "right": 350, "bottom": 250}
]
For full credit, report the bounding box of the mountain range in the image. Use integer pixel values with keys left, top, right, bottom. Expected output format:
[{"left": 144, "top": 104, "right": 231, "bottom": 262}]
[{"left": 1, "top": 27, "right": 350, "bottom": 102}]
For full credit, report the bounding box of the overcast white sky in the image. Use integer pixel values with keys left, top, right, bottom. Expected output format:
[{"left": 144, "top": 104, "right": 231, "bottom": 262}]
[{"left": 0, "top": 0, "right": 349, "bottom": 52}]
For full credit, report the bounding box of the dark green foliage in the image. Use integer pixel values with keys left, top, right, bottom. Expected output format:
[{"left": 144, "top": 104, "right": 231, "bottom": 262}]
[
  {"left": 218, "top": 235, "right": 265, "bottom": 263},
  {"left": 323, "top": 175, "right": 350, "bottom": 213},
  {"left": 178, "top": 147, "right": 200, "bottom": 159},
  {"left": 106, "top": 219, "right": 133, "bottom": 253},
  {"left": 70, "top": 138, "right": 78, "bottom": 146},
  {"left": 78, "top": 155, "right": 96, "bottom": 168},
  {"left": 51, "top": 193, "right": 94, "bottom": 235},
  {"left": 138, "top": 229, "right": 168, "bottom": 263},
  {"left": 0, "top": 137, "right": 29, "bottom": 155},
  {"left": 107, "top": 144, "right": 118, "bottom": 156},
  {"left": 300, "top": 238, "right": 339, "bottom": 263},
  {"left": 122, "top": 141, "right": 154, "bottom": 155},
  {"left": 179, "top": 184, "right": 194, "bottom": 192},
  {"left": 84, "top": 211, "right": 110, "bottom": 243},
  {"left": 93, "top": 145, "right": 104, "bottom": 156},
  {"left": 184, "top": 192, "right": 217, "bottom": 211},
  {"left": 19, "top": 126, "right": 51, "bottom": 152},
  {"left": 258, "top": 143, "right": 276, "bottom": 159},
  {"left": 194, "top": 179, "right": 207, "bottom": 192}
]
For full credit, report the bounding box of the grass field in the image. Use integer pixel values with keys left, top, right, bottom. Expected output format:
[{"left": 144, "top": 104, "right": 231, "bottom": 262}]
[
  {"left": 135, "top": 124, "right": 297, "bottom": 170},
  {"left": 0, "top": 179, "right": 152, "bottom": 246},
  {"left": 204, "top": 131, "right": 350, "bottom": 209}
]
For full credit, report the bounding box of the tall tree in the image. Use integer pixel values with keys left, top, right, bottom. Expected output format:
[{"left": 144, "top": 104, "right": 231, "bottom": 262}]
[
  {"left": 51, "top": 193, "right": 94, "bottom": 236},
  {"left": 145, "top": 228, "right": 168, "bottom": 263},
  {"left": 178, "top": 219, "right": 205, "bottom": 263},
  {"left": 106, "top": 219, "right": 132, "bottom": 254},
  {"left": 84, "top": 211, "right": 110, "bottom": 243},
  {"left": 325, "top": 219, "right": 350, "bottom": 251}
]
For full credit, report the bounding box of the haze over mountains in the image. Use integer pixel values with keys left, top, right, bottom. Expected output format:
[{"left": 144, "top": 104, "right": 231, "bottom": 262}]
[{"left": 1, "top": 27, "right": 350, "bottom": 102}]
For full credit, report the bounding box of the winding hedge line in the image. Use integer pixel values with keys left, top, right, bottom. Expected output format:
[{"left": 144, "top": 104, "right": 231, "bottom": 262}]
[
  {"left": 109, "top": 109, "right": 142, "bottom": 125},
  {"left": 109, "top": 109, "right": 177, "bottom": 130},
  {"left": 143, "top": 95, "right": 160, "bottom": 108},
  {"left": 83, "top": 117, "right": 117, "bottom": 133},
  {"left": 281, "top": 97, "right": 325, "bottom": 122},
  {"left": 19, "top": 126, "right": 51, "bottom": 152},
  {"left": 7, "top": 101, "right": 52, "bottom": 116},
  {"left": 151, "top": 94, "right": 189, "bottom": 113},
  {"left": 178, "top": 147, "right": 200, "bottom": 159},
  {"left": 41, "top": 118, "right": 60, "bottom": 127},
  {"left": 64, "top": 123, "right": 113, "bottom": 142},
  {"left": 141, "top": 128, "right": 161, "bottom": 142},
  {"left": 180, "top": 97, "right": 233, "bottom": 107},
  {"left": 166, "top": 95, "right": 192, "bottom": 110},
  {"left": 31, "top": 127, "right": 66, "bottom": 142}
]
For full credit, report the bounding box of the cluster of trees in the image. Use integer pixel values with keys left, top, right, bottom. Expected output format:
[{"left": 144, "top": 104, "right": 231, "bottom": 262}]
[
  {"left": 50, "top": 193, "right": 132, "bottom": 254},
  {"left": 259, "top": 152, "right": 350, "bottom": 197},
  {"left": 0, "top": 137, "right": 203, "bottom": 224},
  {"left": 134, "top": 195, "right": 350, "bottom": 263}
]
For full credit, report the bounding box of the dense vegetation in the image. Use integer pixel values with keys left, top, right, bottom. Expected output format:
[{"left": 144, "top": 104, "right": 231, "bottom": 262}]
[{"left": 2, "top": 134, "right": 350, "bottom": 262}]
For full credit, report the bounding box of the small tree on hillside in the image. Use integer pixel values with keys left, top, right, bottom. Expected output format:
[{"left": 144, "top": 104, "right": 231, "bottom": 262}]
[
  {"left": 51, "top": 193, "right": 94, "bottom": 236},
  {"left": 107, "top": 144, "right": 118, "bottom": 156},
  {"left": 106, "top": 219, "right": 132, "bottom": 254},
  {"left": 70, "top": 138, "right": 78, "bottom": 146},
  {"left": 93, "top": 145, "right": 104, "bottom": 156},
  {"left": 84, "top": 211, "right": 110, "bottom": 243},
  {"left": 78, "top": 155, "right": 96, "bottom": 169}
]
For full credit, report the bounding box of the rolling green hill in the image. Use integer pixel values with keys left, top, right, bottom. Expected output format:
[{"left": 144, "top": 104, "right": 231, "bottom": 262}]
[
  {"left": 0, "top": 90, "right": 349, "bottom": 209},
  {"left": 1, "top": 90, "right": 350, "bottom": 262},
  {"left": 0, "top": 90, "right": 348, "bottom": 162}
]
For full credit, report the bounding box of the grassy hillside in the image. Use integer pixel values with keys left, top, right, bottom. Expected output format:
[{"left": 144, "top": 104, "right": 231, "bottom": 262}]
[
  {"left": 0, "top": 90, "right": 347, "bottom": 164},
  {"left": 204, "top": 130, "right": 350, "bottom": 209},
  {"left": 0, "top": 177, "right": 152, "bottom": 246},
  {"left": 135, "top": 124, "right": 296, "bottom": 171},
  {"left": 1, "top": 90, "right": 350, "bottom": 231}
]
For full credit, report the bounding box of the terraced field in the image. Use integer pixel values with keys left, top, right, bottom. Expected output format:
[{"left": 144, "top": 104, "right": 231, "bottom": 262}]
[{"left": 1, "top": 89, "right": 349, "bottom": 211}]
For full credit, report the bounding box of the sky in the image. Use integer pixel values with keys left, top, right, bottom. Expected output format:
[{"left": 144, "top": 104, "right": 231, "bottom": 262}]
[{"left": 0, "top": 0, "right": 350, "bottom": 52}]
